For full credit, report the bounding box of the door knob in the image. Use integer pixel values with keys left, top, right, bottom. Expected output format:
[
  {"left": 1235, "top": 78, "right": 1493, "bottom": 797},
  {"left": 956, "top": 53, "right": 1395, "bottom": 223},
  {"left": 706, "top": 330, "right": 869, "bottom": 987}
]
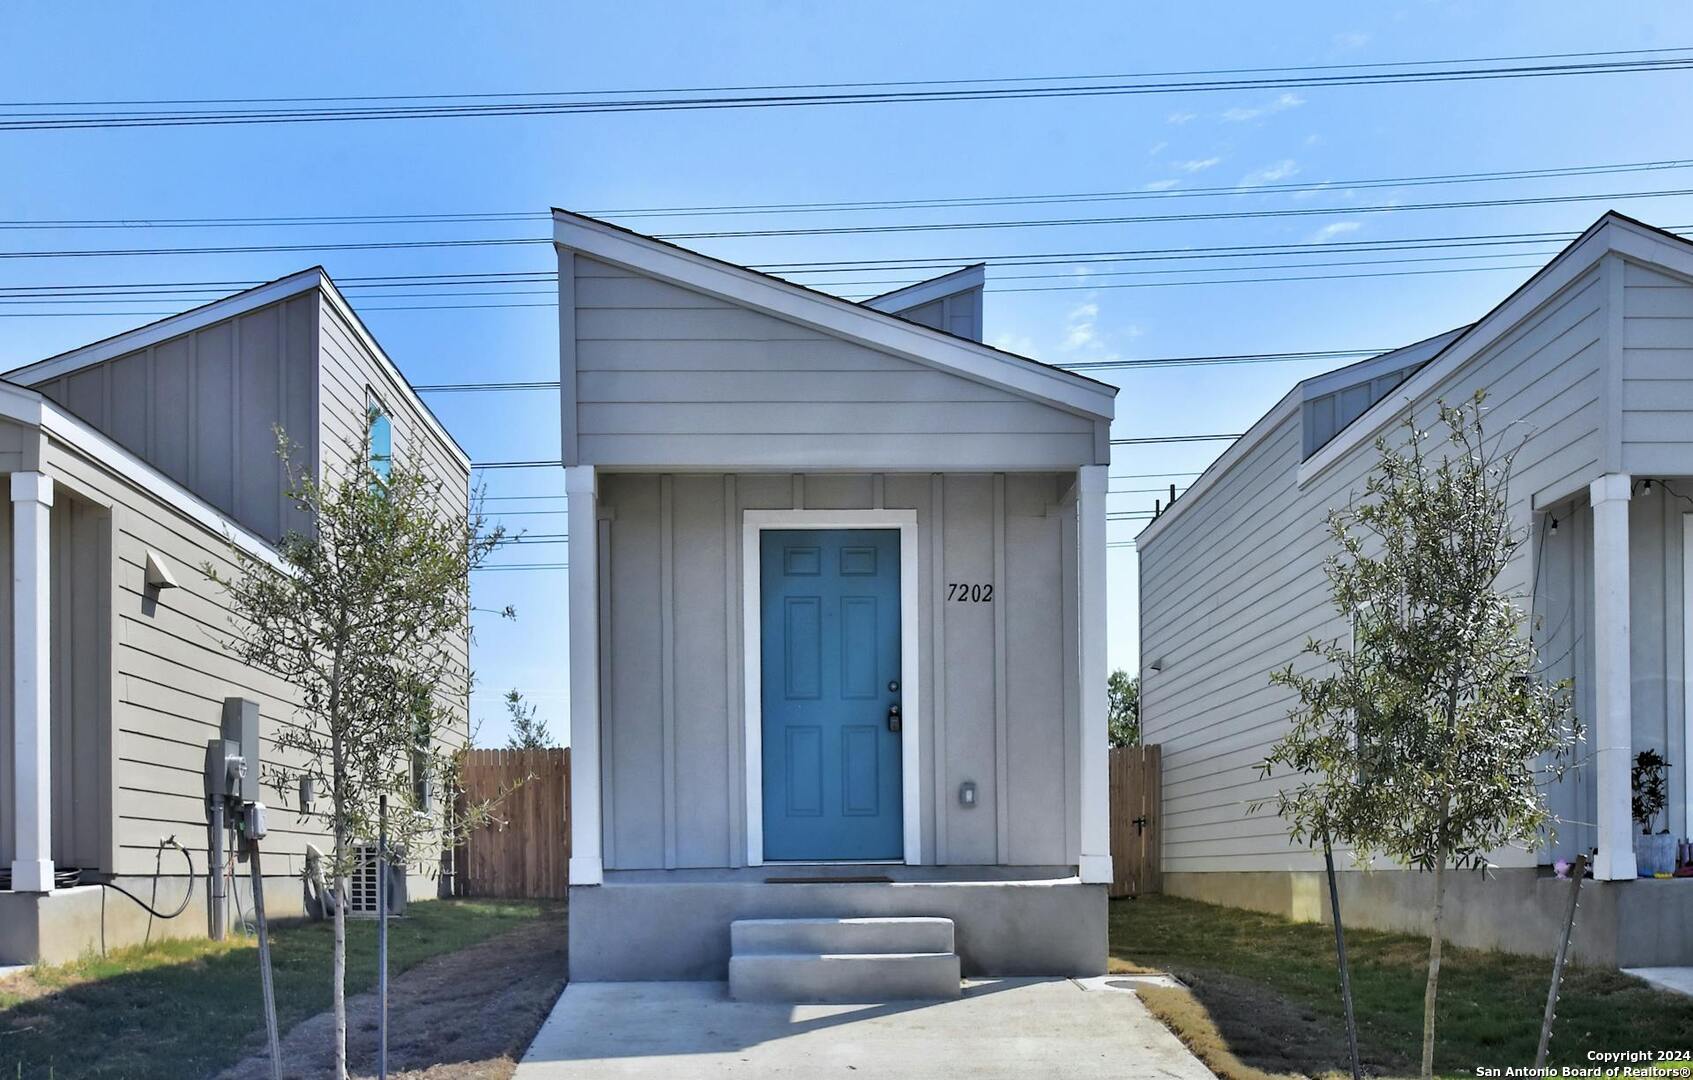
[{"left": 887, "top": 704, "right": 901, "bottom": 733}]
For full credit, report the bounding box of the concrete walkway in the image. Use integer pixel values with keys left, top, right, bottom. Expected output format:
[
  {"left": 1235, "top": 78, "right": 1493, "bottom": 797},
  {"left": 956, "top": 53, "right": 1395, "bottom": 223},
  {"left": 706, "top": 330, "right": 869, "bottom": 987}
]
[
  {"left": 515, "top": 977, "right": 1213, "bottom": 1079},
  {"left": 1624, "top": 967, "right": 1693, "bottom": 998}
]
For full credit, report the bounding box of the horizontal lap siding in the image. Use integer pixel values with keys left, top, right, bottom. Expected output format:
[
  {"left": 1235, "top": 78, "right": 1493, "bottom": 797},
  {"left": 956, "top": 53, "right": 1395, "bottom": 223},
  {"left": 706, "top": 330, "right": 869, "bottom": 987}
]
[
  {"left": 1140, "top": 268, "right": 1605, "bottom": 874},
  {"left": 1621, "top": 261, "right": 1693, "bottom": 474},
  {"left": 573, "top": 259, "right": 1096, "bottom": 469},
  {"left": 316, "top": 297, "right": 472, "bottom": 750},
  {"left": 24, "top": 295, "right": 318, "bottom": 544},
  {"left": 597, "top": 471, "right": 1074, "bottom": 870},
  {"left": 42, "top": 441, "right": 329, "bottom": 878}
]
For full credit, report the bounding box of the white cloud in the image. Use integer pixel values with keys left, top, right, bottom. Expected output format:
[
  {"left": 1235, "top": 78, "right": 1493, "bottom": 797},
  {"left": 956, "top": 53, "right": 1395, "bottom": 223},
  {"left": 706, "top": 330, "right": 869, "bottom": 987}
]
[
  {"left": 1333, "top": 30, "right": 1371, "bottom": 50},
  {"left": 1142, "top": 178, "right": 1180, "bottom": 191},
  {"left": 1240, "top": 159, "right": 1299, "bottom": 187},
  {"left": 1147, "top": 140, "right": 1168, "bottom": 156},
  {"left": 1309, "top": 220, "right": 1362, "bottom": 243},
  {"left": 1221, "top": 92, "right": 1305, "bottom": 123},
  {"left": 1173, "top": 156, "right": 1222, "bottom": 173},
  {"left": 1304, "top": 133, "right": 1323, "bottom": 147},
  {"left": 1166, "top": 110, "right": 1198, "bottom": 125},
  {"left": 1063, "top": 302, "right": 1100, "bottom": 352}
]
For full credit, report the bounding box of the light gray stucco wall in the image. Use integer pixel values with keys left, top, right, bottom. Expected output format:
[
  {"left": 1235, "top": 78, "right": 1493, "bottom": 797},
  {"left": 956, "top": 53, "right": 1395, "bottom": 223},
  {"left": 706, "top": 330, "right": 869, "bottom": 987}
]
[{"left": 597, "top": 470, "right": 1080, "bottom": 871}]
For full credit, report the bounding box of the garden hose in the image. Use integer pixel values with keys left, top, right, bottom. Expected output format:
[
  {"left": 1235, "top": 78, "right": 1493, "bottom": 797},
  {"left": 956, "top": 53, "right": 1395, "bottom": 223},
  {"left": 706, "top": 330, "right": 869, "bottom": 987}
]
[{"left": 96, "top": 836, "right": 196, "bottom": 920}]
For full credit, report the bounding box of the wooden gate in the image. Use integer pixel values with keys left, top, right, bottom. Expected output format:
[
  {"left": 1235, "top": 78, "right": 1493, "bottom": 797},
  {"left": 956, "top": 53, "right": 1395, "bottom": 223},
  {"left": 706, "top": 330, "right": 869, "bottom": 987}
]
[
  {"left": 1108, "top": 744, "right": 1161, "bottom": 898},
  {"left": 454, "top": 747, "right": 571, "bottom": 899}
]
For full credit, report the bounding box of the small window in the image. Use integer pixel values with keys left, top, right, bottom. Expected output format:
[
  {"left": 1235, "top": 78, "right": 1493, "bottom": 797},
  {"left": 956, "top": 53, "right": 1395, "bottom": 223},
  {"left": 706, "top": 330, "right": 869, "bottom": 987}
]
[{"left": 367, "top": 393, "right": 392, "bottom": 482}]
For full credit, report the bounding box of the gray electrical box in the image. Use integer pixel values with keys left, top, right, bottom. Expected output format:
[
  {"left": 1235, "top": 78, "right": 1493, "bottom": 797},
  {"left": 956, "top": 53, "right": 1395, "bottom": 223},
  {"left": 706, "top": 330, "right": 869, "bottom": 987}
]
[{"left": 221, "top": 697, "right": 262, "bottom": 804}]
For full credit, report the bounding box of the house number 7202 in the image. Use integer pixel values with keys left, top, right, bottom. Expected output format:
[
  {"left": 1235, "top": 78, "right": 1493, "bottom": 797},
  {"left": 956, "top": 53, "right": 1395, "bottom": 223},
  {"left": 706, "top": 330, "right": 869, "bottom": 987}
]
[{"left": 947, "top": 583, "right": 993, "bottom": 603}]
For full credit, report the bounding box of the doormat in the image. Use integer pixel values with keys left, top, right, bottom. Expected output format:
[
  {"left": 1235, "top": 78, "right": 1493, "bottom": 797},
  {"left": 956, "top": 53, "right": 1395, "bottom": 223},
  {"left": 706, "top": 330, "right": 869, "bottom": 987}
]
[{"left": 764, "top": 875, "right": 894, "bottom": 884}]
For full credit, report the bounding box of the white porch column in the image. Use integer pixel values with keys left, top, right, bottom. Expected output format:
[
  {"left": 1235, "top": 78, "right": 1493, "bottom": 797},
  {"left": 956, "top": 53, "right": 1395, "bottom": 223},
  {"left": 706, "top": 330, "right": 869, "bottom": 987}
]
[
  {"left": 565, "top": 465, "right": 603, "bottom": 886},
  {"left": 1077, "top": 465, "right": 1112, "bottom": 884},
  {"left": 1590, "top": 473, "right": 1637, "bottom": 881},
  {"left": 10, "top": 471, "right": 53, "bottom": 893}
]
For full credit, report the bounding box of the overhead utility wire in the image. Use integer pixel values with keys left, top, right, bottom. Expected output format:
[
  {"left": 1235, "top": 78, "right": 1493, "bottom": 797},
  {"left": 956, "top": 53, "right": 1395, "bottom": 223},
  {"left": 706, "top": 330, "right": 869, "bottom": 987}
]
[
  {"left": 4, "top": 49, "right": 1690, "bottom": 130},
  {"left": 6, "top": 156, "right": 1690, "bottom": 228},
  {"left": 470, "top": 435, "right": 1239, "bottom": 469},
  {"left": 12, "top": 47, "right": 1687, "bottom": 108}
]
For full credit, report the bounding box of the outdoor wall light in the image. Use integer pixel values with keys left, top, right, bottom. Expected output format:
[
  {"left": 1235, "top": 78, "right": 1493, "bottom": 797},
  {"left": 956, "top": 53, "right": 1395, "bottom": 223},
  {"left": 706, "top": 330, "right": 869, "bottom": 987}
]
[{"left": 959, "top": 781, "right": 977, "bottom": 808}]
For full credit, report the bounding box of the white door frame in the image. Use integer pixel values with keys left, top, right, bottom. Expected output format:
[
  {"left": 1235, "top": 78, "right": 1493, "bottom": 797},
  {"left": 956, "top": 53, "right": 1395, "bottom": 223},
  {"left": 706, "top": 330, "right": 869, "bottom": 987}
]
[{"left": 742, "top": 509, "right": 922, "bottom": 867}]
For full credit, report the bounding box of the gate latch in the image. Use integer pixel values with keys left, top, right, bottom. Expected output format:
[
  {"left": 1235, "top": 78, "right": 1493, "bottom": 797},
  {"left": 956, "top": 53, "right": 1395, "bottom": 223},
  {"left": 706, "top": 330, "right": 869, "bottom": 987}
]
[{"left": 1132, "top": 815, "right": 1148, "bottom": 836}]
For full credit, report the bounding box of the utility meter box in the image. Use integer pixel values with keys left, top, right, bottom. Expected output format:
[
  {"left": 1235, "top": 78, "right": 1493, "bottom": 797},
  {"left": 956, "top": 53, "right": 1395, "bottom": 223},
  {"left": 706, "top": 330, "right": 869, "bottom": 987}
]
[{"left": 221, "top": 697, "right": 262, "bottom": 804}]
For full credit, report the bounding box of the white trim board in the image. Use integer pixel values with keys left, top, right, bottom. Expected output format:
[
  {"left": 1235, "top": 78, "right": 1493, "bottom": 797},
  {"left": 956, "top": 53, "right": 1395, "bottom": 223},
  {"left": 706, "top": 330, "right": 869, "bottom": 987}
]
[
  {"left": 740, "top": 508, "right": 923, "bottom": 867},
  {"left": 862, "top": 264, "right": 986, "bottom": 314},
  {"left": 553, "top": 210, "right": 1116, "bottom": 423},
  {"left": 1683, "top": 513, "right": 1693, "bottom": 840},
  {"left": 6, "top": 268, "right": 472, "bottom": 473}
]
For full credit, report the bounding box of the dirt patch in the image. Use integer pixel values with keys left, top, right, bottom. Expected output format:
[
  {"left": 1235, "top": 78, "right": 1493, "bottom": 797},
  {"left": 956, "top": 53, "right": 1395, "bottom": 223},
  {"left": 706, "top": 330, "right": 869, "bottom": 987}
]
[
  {"left": 219, "top": 914, "right": 566, "bottom": 1080},
  {"left": 1143, "top": 969, "right": 1409, "bottom": 1079}
]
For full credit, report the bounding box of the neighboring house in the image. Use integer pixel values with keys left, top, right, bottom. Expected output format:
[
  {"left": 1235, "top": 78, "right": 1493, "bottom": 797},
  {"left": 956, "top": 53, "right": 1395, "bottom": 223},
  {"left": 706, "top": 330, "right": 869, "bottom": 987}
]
[
  {"left": 0, "top": 269, "right": 470, "bottom": 964},
  {"left": 1138, "top": 212, "right": 1693, "bottom": 968},
  {"left": 554, "top": 210, "right": 1119, "bottom": 990}
]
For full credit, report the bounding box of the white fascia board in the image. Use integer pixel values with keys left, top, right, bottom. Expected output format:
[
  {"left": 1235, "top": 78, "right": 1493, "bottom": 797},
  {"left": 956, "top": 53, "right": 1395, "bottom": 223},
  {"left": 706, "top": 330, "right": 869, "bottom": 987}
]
[
  {"left": 0, "top": 383, "right": 286, "bottom": 572},
  {"left": 552, "top": 212, "right": 1116, "bottom": 421},
  {"left": 862, "top": 264, "right": 986, "bottom": 314},
  {"left": 1134, "top": 388, "right": 1300, "bottom": 550},
  {"left": 314, "top": 275, "right": 473, "bottom": 473},
  {"left": 6, "top": 269, "right": 326, "bottom": 384},
  {"left": 1297, "top": 215, "right": 1693, "bottom": 488}
]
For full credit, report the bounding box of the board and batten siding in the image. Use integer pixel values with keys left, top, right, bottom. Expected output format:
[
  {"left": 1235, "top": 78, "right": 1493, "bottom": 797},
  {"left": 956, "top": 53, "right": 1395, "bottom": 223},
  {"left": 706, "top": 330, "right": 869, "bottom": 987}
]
[
  {"left": 22, "top": 295, "right": 318, "bottom": 545},
  {"left": 1139, "top": 265, "right": 1607, "bottom": 874},
  {"left": 570, "top": 258, "right": 1097, "bottom": 470},
  {"left": 597, "top": 471, "right": 1079, "bottom": 870}
]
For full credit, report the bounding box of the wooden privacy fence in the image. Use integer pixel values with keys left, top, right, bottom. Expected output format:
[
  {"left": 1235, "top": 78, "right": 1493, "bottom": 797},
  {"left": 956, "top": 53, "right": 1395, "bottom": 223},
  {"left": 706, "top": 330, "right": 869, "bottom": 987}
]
[
  {"left": 454, "top": 747, "right": 571, "bottom": 899},
  {"left": 1109, "top": 744, "right": 1161, "bottom": 898}
]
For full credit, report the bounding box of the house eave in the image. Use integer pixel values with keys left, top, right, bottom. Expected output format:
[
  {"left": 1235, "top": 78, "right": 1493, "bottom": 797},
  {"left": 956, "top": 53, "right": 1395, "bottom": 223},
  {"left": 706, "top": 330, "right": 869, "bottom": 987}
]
[{"left": 551, "top": 209, "right": 1117, "bottom": 421}]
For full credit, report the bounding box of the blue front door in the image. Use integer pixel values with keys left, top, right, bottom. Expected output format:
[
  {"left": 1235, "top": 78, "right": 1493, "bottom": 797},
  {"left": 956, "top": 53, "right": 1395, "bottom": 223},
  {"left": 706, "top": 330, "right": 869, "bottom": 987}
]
[{"left": 761, "top": 529, "right": 903, "bottom": 861}]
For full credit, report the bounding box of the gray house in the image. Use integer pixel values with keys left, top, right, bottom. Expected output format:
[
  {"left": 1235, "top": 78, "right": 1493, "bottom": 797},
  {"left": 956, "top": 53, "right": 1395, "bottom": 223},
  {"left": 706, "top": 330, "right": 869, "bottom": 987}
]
[
  {"left": 554, "top": 211, "right": 1118, "bottom": 995},
  {"left": 0, "top": 269, "right": 469, "bottom": 964},
  {"left": 1138, "top": 213, "right": 1693, "bottom": 968}
]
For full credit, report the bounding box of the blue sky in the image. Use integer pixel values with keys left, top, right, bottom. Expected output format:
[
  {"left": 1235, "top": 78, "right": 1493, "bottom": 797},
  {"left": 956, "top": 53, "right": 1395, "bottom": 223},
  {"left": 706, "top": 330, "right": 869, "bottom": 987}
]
[{"left": 3, "top": 3, "right": 1691, "bottom": 746}]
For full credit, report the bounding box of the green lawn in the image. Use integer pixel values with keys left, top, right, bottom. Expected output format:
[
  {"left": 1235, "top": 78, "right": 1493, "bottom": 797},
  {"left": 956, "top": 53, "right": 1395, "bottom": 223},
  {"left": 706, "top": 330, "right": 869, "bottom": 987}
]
[
  {"left": 1110, "top": 894, "right": 1693, "bottom": 1078},
  {"left": 0, "top": 898, "right": 553, "bottom": 1080}
]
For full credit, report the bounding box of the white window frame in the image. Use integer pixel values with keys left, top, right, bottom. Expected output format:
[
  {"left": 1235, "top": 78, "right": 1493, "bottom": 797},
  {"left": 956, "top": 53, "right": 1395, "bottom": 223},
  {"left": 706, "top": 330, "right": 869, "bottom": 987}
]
[
  {"left": 365, "top": 386, "right": 394, "bottom": 480},
  {"left": 741, "top": 508, "right": 922, "bottom": 867}
]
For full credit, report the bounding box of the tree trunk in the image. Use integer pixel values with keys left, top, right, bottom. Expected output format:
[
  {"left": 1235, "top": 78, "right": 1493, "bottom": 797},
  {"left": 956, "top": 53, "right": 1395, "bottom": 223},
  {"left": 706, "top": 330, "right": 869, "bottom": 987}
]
[
  {"left": 1421, "top": 817, "right": 1451, "bottom": 1080},
  {"left": 332, "top": 866, "right": 348, "bottom": 1080}
]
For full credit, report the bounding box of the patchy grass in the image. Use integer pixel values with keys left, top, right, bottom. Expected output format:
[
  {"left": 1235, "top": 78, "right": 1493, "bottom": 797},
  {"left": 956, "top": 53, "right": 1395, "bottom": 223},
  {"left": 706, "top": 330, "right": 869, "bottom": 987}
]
[
  {"left": 0, "top": 898, "right": 552, "bottom": 1079},
  {"left": 1111, "top": 894, "right": 1693, "bottom": 1078}
]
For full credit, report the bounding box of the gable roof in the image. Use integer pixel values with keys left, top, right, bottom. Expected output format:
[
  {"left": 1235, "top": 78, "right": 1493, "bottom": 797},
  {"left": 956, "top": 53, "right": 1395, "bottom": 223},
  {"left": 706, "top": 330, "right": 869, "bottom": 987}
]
[
  {"left": 552, "top": 209, "right": 1116, "bottom": 420},
  {"left": 5, "top": 267, "right": 471, "bottom": 470},
  {"left": 1137, "top": 212, "right": 1693, "bottom": 549},
  {"left": 861, "top": 263, "right": 985, "bottom": 312}
]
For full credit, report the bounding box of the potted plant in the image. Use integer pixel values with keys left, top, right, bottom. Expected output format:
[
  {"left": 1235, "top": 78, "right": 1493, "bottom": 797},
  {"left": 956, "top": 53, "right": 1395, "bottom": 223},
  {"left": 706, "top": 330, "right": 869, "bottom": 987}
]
[{"left": 1632, "top": 749, "right": 1675, "bottom": 876}]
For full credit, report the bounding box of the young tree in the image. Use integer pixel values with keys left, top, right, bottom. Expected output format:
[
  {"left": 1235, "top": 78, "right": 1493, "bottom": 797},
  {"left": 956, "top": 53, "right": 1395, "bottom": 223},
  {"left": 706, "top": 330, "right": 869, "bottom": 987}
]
[
  {"left": 208, "top": 429, "right": 501, "bottom": 1080},
  {"left": 1107, "top": 669, "right": 1140, "bottom": 747},
  {"left": 1258, "top": 392, "right": 1577, "bottom": 1080},
  {"left": 503, "top": 689, "right": 556, "bottom": 750}
]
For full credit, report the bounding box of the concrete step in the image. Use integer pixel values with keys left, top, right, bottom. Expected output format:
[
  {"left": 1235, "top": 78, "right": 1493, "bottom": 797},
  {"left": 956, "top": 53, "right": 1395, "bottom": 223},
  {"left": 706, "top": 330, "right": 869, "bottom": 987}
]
[
  {"left": 731, "top": 916, "right": 954, "bottom": 956},
  {"left": 729, "top": 951, "right": 962, "bottom": 1003}
]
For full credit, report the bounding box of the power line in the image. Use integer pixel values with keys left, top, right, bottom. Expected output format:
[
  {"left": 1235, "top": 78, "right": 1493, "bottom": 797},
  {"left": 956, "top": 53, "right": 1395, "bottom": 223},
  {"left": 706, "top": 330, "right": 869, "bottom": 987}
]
[
  {"left": 652, "top": 185, "right": 1693, "bottom": 240},
  {"left": 5, "top": 48, "right": 1691, "bottom": 131},
  {"left": 5, "top": 156, "right": 1690, "bottom": 229}
]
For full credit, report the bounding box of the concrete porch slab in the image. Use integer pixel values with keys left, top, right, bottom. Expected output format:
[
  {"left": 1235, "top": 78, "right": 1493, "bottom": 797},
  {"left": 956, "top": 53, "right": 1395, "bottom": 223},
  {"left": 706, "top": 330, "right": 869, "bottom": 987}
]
[
  {"left": 515, "top": 978, "right": 1213, "bottom": 1079},
  {"left": 1624, "top": 967, "right": 1693, "bottom": 998}
]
